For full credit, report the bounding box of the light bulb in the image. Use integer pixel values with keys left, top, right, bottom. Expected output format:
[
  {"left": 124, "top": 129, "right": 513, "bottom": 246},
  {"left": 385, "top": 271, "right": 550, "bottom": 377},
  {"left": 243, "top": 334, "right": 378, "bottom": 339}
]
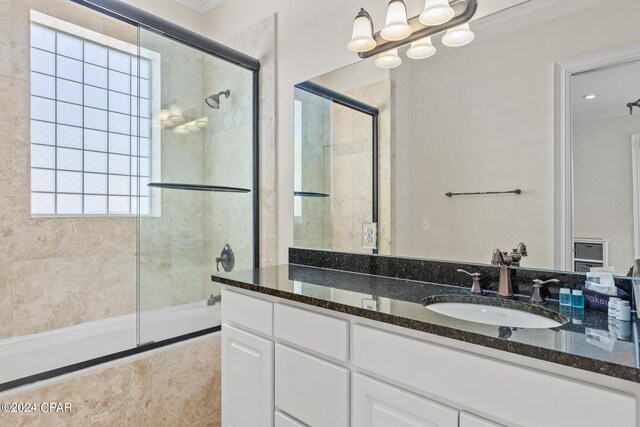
[
  {"left": 195, "top": 117, "right": 209, "bottom": 128},
  {"left": 380, "top": 0, "right": 412, "bottom": 41},
  {"left": 173, "top": 125, "right": 188, "bottom": 135},
  {"left": 407, "top": 36, "right": 436, "bottom": 59},
  {"left": 419, "top": 0, "right": 455, "bottom": 26},
  {"left": 185, "top": 122, "right": 199, "bottom": 132},
  {"left": 375, "top": 48, "right": 402, "bottom": 69},
  {"left": 168, "top": 104, "right": 184, "bottom": 123},
  {"left": 442, "top": 23, "right": 475, "bottom": 47},
  {"left": 347, "top": 8, "right": 376, "bottom": 52}
]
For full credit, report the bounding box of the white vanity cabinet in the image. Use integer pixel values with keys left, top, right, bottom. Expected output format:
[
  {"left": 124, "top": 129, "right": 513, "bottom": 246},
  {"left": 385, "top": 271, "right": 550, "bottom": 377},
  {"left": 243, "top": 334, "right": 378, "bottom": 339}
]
[
  {"left": 459, "top": 413, "right": 503, "bottom": 427},
  {"left": 352, "top": 372, "right": 458, "bottom": 427},
  {"left": 221, "top": 287, "right": 638, "bottom": 427},
  {"left": 221, "top": 324, "right": 274, "bottom": 427}
]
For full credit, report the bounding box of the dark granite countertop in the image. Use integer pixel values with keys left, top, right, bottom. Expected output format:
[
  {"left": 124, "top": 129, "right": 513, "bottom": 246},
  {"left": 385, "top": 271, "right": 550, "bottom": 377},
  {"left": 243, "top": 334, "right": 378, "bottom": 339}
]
[{"left": 212, "top": 264, "right": 640, "bottom": 383}]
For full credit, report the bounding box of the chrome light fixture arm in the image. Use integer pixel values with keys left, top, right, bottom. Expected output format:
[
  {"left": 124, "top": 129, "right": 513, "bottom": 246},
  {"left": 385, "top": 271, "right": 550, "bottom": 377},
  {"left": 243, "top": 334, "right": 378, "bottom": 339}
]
[{"left": 358, "top": 0, "right": 478, "bottom": 59}]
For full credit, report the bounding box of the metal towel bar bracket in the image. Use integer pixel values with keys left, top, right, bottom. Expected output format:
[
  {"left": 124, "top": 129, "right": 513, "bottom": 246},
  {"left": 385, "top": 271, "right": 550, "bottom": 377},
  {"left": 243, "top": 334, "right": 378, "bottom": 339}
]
[{"left": 446, "top": 189, "right": 522, "bottom": 197}]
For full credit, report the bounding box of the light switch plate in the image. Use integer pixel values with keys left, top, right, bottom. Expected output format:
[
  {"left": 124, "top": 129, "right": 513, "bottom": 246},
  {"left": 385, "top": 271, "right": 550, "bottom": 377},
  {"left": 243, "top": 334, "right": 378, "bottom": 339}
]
[{"left": 362, "top": 222, "right": 378, "bottom": 250}]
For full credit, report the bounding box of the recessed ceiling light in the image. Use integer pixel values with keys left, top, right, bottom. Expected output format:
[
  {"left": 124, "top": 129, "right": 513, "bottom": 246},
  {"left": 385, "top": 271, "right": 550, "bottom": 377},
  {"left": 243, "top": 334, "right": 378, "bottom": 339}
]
[{"left": 583, "top": 94, "right": 598, "bottom": 100}]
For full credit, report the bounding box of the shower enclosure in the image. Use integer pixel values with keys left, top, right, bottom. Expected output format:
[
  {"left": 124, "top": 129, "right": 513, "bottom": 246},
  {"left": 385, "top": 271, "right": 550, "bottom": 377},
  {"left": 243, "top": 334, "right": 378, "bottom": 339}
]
[
  {"left": 0, "top": 0, "right": 258, "bottom": 390},
  {"left": 136, "top": 24, "right": 259, "bottom": 344}
]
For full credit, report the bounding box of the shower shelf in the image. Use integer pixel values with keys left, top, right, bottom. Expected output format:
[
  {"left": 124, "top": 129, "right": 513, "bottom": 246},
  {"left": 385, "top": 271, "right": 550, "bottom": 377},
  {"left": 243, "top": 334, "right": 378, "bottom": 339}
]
[
  {"left": 294, "top": 191, "right": 330, "bottom": 198},
  {"left": 148, "top": 183, "right": 250, "bottom": 193}
]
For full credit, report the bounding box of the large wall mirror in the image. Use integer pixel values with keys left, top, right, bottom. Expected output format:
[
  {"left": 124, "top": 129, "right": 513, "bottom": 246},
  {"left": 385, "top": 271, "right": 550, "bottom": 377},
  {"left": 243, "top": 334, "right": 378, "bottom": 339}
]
[{"left": 293, "top": 0, "right": 640, "bottom": 276}]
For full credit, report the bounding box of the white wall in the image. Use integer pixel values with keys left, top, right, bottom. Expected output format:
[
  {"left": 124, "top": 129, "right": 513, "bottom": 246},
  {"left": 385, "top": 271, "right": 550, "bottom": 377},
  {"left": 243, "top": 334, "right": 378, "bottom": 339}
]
[
  {"left": 200, "top": 0, "right": 529, "bottom": 263},
  {"left": 391, "top": 0, "right": 640, "bottom": 268},
  {"left": 573, "top": 115, "right": 640, "bottom": 274},
  {"left": 123, "top": 0, "right": 203, "bottom": 32},
  {"left": 125, "top": 0, "right": 640, "bottom": 266}
]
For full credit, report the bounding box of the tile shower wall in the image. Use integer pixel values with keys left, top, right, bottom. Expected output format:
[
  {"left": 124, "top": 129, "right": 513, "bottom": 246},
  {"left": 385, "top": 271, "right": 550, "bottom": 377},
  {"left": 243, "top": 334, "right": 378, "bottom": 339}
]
[
  {"left": 220, "top": 15, "right": 278, "bottom": 268},
  {"left": 201, "top": 55, "right": 255, "bottom": 298},
  {"left": 293, "top": 79, "right": 393, "bottom": 253},
  {"left": 138, "top": 31, "right": 208, "bottom": 311},
  {"left": 334, "top": 80, "right": 394, "bottom": 254},
  {"left": 203, "top": 14, "right": 277, "bottom": 297},
  {"left": 293, "top": 88, "right": 332, "bottom": 250},
  {"left": 0, "top": 0, "right": 138, "bottom": 338},
  {"left": 0, "top": 334, "right": 221, "bottom": 427}
]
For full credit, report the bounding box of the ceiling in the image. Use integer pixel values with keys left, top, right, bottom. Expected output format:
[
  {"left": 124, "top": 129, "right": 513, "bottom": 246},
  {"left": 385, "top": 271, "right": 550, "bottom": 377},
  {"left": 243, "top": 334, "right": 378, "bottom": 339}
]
[
  {"left": 573, "top": 60, "right": 640, "bottom": 122},
  {"left": 174, "top": 0, "right": 221, "bottom": 14},
  {"left": 173, "top": 0, "right": 530, "bottom": 17}
]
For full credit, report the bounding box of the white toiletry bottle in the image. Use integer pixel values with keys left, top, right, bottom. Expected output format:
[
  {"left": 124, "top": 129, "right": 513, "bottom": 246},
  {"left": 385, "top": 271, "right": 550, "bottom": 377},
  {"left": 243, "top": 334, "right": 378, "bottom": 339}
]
[
  {"left": 608, "top": 297, "right": 621, "bottom": 318},
  {"left": 616, "top": 300, "right": 631, "bottom": 322}
]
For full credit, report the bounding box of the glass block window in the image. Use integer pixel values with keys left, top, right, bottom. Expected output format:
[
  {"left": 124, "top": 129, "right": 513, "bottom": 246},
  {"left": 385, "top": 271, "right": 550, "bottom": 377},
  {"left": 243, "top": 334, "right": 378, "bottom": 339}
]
[{"left": 30, "top": 23, "right": 153, "bottom": 216}]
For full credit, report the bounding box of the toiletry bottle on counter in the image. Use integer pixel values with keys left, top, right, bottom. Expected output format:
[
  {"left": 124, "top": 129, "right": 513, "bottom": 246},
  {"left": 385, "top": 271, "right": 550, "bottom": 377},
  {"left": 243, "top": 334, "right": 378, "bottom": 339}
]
[
  {"left": 616, "top": 300, "right": 631, "bottom": 321},
  {"left": 608, "top": 297, "right": 621, "bottom": 318},
  {"left": 559, "top": 288, "right": 571, "bottom": 306},
  {"left": 571, "top": 289, "right": 584, "bottom": 308}
]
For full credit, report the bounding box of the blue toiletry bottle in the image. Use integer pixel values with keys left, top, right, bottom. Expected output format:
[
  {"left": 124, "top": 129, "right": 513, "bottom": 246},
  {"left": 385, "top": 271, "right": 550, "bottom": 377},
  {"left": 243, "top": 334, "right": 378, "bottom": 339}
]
[
  {"left": 571, "top": 289, "right": 584, "bottom": 309},
  {"left": 559, "top": 288, "right": 571, "bottom": 306}
]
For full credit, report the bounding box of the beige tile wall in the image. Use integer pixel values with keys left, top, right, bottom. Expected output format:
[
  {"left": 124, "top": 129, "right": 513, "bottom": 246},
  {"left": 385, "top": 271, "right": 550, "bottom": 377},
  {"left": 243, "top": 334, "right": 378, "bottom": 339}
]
[
  {"left": 0, "top": 334, "right": 221, "bottom": 427},
  {"left": 1, "top": 0, "right": 138, "bottom": 339},
  {"left": 221, "top": 14, "right": 278, "bottom": 269},
  {"left": 292, "top": 79, "right": 394, "bottom": 254}
]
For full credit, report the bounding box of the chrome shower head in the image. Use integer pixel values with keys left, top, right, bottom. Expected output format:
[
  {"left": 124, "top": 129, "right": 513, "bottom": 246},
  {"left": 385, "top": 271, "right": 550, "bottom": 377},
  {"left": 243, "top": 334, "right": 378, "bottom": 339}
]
[{"left": 205, "top": 89, "right": 231, "bottom": 109}]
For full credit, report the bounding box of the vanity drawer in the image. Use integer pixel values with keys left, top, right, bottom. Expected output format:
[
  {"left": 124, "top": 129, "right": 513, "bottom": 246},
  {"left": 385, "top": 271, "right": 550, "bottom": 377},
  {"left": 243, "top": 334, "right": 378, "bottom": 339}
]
[
  {"left": 353, "top": 324, "right": 636, "bottom": 427},
  {"left": 222, "top": 288, "right": 273, "bottom": 336},
  {"left": 274, "top": 303, "right": 349, "bottom": 361},
  {"left": 275, "top": 344, "right": 349, "bottom": 427},
  {"left": 352, "top": 372, "right": 459, "bottom": 427},
  {"left": 275, "top": 411, "right": 307, "bottom": 427}
]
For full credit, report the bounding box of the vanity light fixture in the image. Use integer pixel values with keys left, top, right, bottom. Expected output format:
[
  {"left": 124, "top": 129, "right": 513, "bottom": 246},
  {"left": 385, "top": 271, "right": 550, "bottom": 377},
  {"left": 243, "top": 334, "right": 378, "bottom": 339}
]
[
  {"left": 168, "top": 103, "right": 185, "bottom": 123},
  {"left": 347, "top": 8, "right": 377, "bottom": 52},
  {"left": 442, "top": 23, "right": 475, "bottom": 47},
  {"left": 380, "top": 0, "right": 412, "bottom": 41},
  {"left": 375, "top": 48, "right": 402, "bottom": 68},
  {"left": 348, "top": 0, "right": 477, "bottom": 69},
  {"left": 173, "top": 125, "right": 188, "bottom": 135},
  {"left": 406, "top": 36, "right": 436, "bottom": 59},
  {"left": 420, "top": 0, "right": 455, "bottom": 26},
  {"left": 582, "top": 94, "right": 598, "bottom": 100}
]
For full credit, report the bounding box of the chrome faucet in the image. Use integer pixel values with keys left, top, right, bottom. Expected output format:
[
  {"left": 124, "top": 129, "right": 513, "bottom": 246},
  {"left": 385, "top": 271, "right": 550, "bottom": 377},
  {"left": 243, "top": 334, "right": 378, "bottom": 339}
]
[
  {"left": 491, "top": 249, "right": 514, "bottom": 297},
  {"left": 457, "top": 269, "right": 482, "bottom": 294},
  {"left": 509, "top": 242, "right": 528, "bottom": 266}
]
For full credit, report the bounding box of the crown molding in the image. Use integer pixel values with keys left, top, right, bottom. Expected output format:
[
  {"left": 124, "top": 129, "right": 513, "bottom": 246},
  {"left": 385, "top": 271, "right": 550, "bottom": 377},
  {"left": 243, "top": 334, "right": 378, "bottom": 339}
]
[
  {"left": 425, "top": 0, "right": 609, "bottom": 51},
  {"left": 574, "top": 107, "right": 632, "bottom": 123},
  {"left": 174, "top": 0, "right": 221, "bottom": 14},
  {"left": 471, "top": 0, "right": 608, "bottom": 42}
]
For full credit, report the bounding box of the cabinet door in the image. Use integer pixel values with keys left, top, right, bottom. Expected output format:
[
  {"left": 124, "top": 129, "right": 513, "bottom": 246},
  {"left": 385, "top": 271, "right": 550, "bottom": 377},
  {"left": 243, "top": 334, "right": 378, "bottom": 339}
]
[
  {"left": 275, "top": 344, "right": 349, "bottom": 427},
  {"left": 352, "top": 373, "right": 458, "bottom": 427},
  {"left": 222, "top": 323, "right": 274, "bottom": 427},
  {"left": 275, "top": 411, "right": 307, "bottom": 427},
  {"left": 460, "top": 412, "right": 504, "bottom": 427}
]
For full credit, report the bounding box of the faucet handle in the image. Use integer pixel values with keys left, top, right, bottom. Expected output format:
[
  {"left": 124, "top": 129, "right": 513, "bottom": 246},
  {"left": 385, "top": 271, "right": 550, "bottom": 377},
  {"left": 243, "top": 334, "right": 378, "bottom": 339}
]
[
  {"left": 457, "top": 269, "right": 482, "bottom": 295},
  {"left": 531, "top": 279, "right": 560, "bottom": 304}
]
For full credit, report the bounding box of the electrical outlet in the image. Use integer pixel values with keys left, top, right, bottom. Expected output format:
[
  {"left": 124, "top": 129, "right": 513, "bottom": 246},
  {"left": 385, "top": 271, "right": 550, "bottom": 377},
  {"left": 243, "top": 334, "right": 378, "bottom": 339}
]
[
  {"left": 362, "top": 222, "right": 378, "bottom": 250},
  {"left": 422, "top": 219, "right": 430, "bottom": 231},
  {"left": 362, "top": 298, "right": 378, "bottom": 311}
]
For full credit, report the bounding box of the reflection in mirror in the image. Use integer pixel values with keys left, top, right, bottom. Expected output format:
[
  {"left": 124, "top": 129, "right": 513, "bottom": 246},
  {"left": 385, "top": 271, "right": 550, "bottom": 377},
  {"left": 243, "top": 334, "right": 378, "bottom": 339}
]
[
  {"left": 572, "top": 61, "right": 640, "bottom": 275},
  {"left": 293, "top": 0, "right": 640, "bottom": 275},
  {"left": 293, "top": 82, "right": 384, "bottom": 254}
]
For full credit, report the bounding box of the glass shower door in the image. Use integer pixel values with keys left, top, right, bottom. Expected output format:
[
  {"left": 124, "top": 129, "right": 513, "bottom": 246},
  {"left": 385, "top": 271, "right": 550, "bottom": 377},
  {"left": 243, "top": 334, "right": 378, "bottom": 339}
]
[{"left": 136, "top": 27, "right": 256, "bottom": 345}]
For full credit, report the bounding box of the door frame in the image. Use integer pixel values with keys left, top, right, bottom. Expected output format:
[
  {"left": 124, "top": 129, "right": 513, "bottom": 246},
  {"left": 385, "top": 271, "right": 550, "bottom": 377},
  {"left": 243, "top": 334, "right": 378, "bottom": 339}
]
[
  {"left": 632, "top": 134, "right": 640, "bottom": 260},
  {"left": 553, "top": 41, "right": 640, "bottom": 270}
]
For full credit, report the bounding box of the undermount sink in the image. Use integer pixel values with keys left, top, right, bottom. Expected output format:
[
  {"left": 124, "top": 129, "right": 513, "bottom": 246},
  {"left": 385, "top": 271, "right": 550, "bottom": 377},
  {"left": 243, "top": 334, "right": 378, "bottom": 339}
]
[{"left": 422, "top": 295, "right": 567, "bottom": 329}]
